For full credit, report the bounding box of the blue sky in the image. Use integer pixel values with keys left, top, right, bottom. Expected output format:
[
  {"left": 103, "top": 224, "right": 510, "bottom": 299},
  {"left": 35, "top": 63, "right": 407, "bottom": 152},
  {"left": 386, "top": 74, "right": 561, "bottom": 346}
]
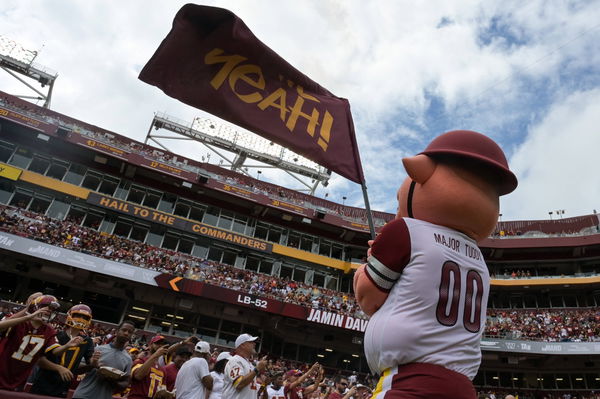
[{"left": 1, "top": 0, "right": 599, "bottom": 221}]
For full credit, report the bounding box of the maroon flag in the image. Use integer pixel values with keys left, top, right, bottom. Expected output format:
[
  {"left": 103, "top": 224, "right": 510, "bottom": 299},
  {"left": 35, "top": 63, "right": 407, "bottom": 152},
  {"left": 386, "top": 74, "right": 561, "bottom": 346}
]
[{"left": 139, "top": 4, "right": 365, "bottom": 184}]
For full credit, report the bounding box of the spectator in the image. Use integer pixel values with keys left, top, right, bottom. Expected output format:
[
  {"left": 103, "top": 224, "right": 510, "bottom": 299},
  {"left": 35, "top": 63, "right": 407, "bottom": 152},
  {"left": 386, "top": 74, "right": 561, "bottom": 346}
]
[
  {"left": 223, "top": 333, "right": 269, "bottom": 399},
  {"left": 30, "top": 304, "right": 96, "bottom": 397},
  {"left": 174, "top": 341, "right": 213, "bottom": 399},
  {"left": 284, "top": 362, "right": 322, "bottom": 399},
  {"left": 0, "top": 295, "right": 80, "bottom": 391},
  {"left": 161, "top": 345, "right": 192, "bottom": 392},
  {"left": 261, "top": 371, "right": 284, "bottom": 399},
  {"left": 72, "top": 320, "right": 135, "bottom": 399},
  {"left": 129, "top": 334, "right": 170, "bottom": 399},
  {"left": 208, "top": 351, "right": 232, "bottom": 399},
  {"left": 327, "top": 375, "right": 349, "bottom": 399}
]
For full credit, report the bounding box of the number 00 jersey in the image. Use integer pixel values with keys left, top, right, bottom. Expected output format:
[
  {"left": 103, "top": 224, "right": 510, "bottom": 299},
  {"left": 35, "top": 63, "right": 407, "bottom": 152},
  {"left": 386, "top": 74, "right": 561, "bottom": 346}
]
[{"left": 364, "top": 218, "right": 490, "bottom": 380}]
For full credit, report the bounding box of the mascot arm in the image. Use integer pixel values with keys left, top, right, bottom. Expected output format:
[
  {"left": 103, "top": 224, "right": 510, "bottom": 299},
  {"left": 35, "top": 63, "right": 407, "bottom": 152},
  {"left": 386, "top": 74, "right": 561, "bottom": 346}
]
[{"left": 354, "top": 218, "right": 411, "bottom": 316}]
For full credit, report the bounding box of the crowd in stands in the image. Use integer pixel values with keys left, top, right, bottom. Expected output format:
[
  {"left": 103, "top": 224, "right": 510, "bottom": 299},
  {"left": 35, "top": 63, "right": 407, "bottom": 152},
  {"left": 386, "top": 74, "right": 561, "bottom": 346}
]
[
  {"left": 4, "top": 203, "right": 600, "bottom": 343},
  {"left": 485, "top": 308, "right": 600, "bottom": 342},
  {"left": 0, "top": 204, "right": 365, "bottom": 319}
]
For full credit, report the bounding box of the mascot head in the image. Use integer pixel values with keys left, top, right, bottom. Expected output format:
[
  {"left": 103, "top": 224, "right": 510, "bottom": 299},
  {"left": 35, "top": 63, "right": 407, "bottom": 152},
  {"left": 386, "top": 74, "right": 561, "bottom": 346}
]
[{"left": 397, "top": 130, "right": 517, "bottom": 242}]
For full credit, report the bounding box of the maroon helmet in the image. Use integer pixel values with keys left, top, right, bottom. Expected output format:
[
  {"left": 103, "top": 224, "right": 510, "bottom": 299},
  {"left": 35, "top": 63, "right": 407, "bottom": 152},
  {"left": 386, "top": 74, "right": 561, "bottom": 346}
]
[
  {"left": 66, "top": 304, "right": 93, "bottom": 330},
  {"left": 419, "top": 130, "right": 518, "bottom": 195},
  {"left": 27, "top": 295, "right": 60, "bottom": 323}
]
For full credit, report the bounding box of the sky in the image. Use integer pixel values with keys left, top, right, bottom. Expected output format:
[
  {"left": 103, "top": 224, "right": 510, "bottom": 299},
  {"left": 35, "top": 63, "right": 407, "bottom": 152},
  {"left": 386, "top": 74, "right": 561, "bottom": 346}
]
[{"left": 1, "top": 0, "right": 599, "bottom": 221}]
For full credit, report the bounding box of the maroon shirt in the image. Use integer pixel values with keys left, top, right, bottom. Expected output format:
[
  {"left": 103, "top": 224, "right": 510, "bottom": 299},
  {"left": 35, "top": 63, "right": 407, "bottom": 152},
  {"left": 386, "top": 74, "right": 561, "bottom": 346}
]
[
  {"left": 128, "top": 356, "right": 165, "bottom": 399},
  {"left": 161, "top": 362, "right": 180, "bottom": 391},
  {"left": 0, "top": 321, "right": 57, "bottom": 390}
]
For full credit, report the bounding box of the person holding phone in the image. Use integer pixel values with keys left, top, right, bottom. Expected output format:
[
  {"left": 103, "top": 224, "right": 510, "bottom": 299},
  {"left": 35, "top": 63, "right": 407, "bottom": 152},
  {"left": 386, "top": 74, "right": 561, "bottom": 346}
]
[{"left": 128, "top": 335, "right": 169, "bottom": 399}]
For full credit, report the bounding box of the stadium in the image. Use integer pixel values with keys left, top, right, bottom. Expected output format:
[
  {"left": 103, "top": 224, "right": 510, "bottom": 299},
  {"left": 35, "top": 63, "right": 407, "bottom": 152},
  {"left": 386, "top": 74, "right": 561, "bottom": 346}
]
[{"left": 1, "top": 23, "right": 600, "bottom": 399}]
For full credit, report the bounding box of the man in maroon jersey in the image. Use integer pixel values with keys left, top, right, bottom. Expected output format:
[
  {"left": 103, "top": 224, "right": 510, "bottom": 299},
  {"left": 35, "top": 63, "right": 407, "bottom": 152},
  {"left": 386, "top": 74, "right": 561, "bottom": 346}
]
[
  {"left": 161, "top": 346, "right": 192, "bottom": 391},
  {"left": 0, "top": 295, "right": 83, "bottom": 390},
  {"left": 128, "top": 335, "right": 170, "bottom": 399}
]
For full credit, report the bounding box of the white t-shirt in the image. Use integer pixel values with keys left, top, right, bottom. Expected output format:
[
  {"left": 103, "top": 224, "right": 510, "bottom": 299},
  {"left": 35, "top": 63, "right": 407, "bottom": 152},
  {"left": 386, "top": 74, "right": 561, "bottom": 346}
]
[
  {"left": 208, "top": 371, "right": 224, "bottom": 399},
  {"left": 175, "top": 357, "right": 210, "bottom": 399},
  {"left": 364, "top": 218, "right": 490, "bottom": 380},
  {"left": 266, "top": 384, "right": 285, "bottom": 399},
  {"left": 222, "top": 354, "right": 258, "bottom": 399}
]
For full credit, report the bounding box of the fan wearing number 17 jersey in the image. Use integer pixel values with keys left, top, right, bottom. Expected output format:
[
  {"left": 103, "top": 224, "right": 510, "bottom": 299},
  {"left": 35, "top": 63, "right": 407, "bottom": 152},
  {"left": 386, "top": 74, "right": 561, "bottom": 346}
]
[
  {"left": 353, "top": 130, "right": 518, "bottom": 399},
  {"left": 0, "top": 295, "right": 61, "bottom": 390}
]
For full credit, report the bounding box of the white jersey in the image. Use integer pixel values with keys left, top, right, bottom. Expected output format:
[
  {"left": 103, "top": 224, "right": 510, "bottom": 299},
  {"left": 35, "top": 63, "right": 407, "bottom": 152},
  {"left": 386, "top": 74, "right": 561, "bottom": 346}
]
[
  {"left": 364, "top": 218, "right": 490, "bottom": 379},
  {"left": 222, "top": 354, "right": 258, "bottom": 399},
  {"left": 175, "top": 357, "right": 210, "bottom": 399},
  {"left": 208, "top": 371, "right": 224, "bottom": 399},
  {"left": 266, "top": 384, "right": 285, "bottom": 399}
]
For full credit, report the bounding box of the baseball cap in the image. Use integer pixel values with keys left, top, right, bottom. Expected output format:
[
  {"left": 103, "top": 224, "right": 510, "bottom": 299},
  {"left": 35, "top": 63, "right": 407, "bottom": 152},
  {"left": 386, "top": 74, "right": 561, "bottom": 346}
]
[
  {"left": 216, "top": 351, "right": 232, "bottom": 362},
  {"left": 355, "top": 384, "right": 371, "bottom": 391},
  {"left": 286, "top": 369, "right": 302, "bottom": 377},
  {"left": 235, "top": 333, "right": 258, "bottom": 348},
  {"left": 194, "top": 341, "right": 210, "bottom": 353},
  {"left": 129, "top": 347, "right": 140, "bottom": 354},
  {"left": 149, "top": 335, "right": 165, "bottom": 344}
]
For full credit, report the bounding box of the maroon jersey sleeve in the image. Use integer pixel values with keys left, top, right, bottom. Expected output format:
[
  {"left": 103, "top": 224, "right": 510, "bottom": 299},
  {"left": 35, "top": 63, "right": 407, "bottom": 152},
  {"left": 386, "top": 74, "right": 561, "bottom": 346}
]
[{"left": 365, "top": 218, "right": 411, "bottom": 292}]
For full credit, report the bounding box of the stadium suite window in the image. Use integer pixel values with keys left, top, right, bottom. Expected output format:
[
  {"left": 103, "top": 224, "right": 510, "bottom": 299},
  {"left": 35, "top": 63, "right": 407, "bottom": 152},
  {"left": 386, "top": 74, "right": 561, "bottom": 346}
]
[
  {"left": 268, "top": 228, "right": 282, "bottom": 244},
  {"left": 98, "top": 175, "right": 119, "bottom": 196},
  {"left": 217, "top": 212, "right": 234, "bottom": 230},
  {"left": 189, "top": 205, "right": 205, "bottom": 222},
  {"left": 203, "top": 206, "right": 219, "bottom": 226},
  {"left": 178, "top": 237, "right": 194, "bottom": 254},
  {"left": 313, "top": 273, "right": 325, "bottom": 288},
  {"left": 174, "top": 201, "right": 191, "bottom": 218},
  {"left": 0, "top": 140, "right": 15, "bottom": 162},
  {"left": 0, "top": 181, "right": 16, "bottom": 205},
  {"left": 130, "top": 224, "right": 149, "bottom": 242},
  {"left": 192, "top": 241, "right": 208, "bottom": 258},
  {"left": 82, "top": 211, "right": 103, "bottom": 230},
  {"left": 81, "top": 171, "right": 103, "bottom": 191},
  {"left": 221, "top": 250, "right": 237, "bottom": 266},
  {"left": 29, "top": 194, "right": 52, "bottom": 214},
  {"left": 63, "top": 164, "right": 86, "bottom": 186},
  {"left": 162, "top": 234, "right": 180, "bottom": 251},
  {"left": 28, "top": 155, "right": 51, "bottom": 175},
  {"left": 127, "top": 185, "right": 146, "bottom": 205},
  {"left": 260, "top": 260, "right": 273, "bottom": 274},
  {"left": 9, "top": 189, "right": 33, "bottom": 209},
  {"left": 158, "top": 193, "right": 176, "bottom": 213},
  {"left": 232, "top": 216, "right": 248, "bottom": 234},
  {"left": 46, "top": 159, "right": 69, "bottom": 180},
  {"left": 8, "top": 147, "right": 33, "bottom": 169},
  {"left": 319, "top": 240, "right": 332, "bottom": 257},
  {"left": 143, "top": 189, "right": 162, "bottom": 209},
  {"left": 244, "top": 257, "right": 258, "bottom": 272},
  {"left": 113, "top": 220, "right": 133, "bottom": 237},
  {"left": 207, "top": 247, "right": 223, "bottom": 263}
]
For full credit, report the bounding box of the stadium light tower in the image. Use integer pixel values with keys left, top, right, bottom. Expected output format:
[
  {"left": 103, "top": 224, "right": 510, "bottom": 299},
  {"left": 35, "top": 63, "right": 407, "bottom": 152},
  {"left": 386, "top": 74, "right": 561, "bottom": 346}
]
[
  {"left": 0, "top": 35, "right": 57, "bottom": 108},
  {"left": 145, "top": 112, "right": 331, "bottom": 195}
]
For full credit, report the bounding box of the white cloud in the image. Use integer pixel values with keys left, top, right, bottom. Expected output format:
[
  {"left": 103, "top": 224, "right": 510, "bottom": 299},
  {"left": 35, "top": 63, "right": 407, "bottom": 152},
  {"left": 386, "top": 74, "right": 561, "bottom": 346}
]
[{"left": 502, "top": 88, "right": 600, "bottom": 219}]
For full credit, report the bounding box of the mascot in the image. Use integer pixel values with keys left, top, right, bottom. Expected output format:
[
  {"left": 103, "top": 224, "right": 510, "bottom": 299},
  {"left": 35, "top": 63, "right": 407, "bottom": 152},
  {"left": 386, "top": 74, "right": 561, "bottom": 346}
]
[{"left": 354, "top": 130, "right": 517, "bottom": 399}]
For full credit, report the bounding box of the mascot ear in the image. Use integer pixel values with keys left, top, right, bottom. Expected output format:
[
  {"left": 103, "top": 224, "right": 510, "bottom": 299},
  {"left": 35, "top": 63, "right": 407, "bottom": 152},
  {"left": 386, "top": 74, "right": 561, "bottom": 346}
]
[{"left": 402, "top": 155, "right": 436, "bottom": 184}]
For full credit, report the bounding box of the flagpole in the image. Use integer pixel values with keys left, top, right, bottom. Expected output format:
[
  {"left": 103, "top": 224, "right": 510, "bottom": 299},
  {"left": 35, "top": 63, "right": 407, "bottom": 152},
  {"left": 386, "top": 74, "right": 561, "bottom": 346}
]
[{"left": 361, "top": 183, "right": 377, "bottom": 240}]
